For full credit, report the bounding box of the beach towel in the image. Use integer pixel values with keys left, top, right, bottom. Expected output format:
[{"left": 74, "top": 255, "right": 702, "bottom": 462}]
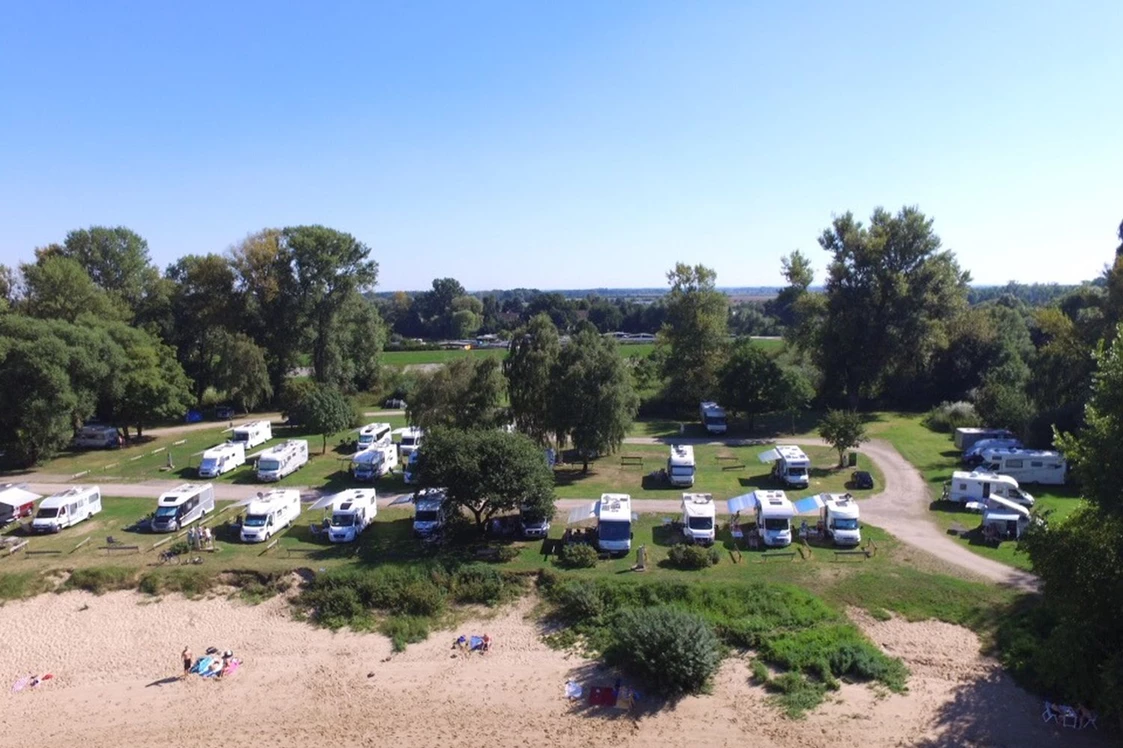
[
  {"left": 11, "top": 676, "right": 30, "bottom": 692},
  {"left": 565, "top": 681, "right": 583, "bottom": 700},
  {"left": 190, "top": 656, "right": 213, "bottom": 675},
  {"left": 469, "top": 636, "right": 484, "bottom": 651},
  {"left": 222, "top": 659, "right": 241, "bottom": 677},
  {"left": 588, "top": 686, "right": 616, "bottom": 707}
]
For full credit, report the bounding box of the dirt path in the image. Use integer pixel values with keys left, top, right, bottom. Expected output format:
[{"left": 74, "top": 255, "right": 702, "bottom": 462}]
[{"left": 134, "top": 413, "right": 284, "bottom": 439}]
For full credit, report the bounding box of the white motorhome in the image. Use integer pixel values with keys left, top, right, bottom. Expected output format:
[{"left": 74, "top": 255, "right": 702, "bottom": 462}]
[
  {"left": 198, "top": 442, "right": 246, "bottom": 478},
  {"left": 954, "top": 427, "right": 1016, "bottom": 451},
  {"left": 412, "top": 488, "right": 446, "bottom": 538},
  {"left": 597, "top": 493, "right": 633, "bottom": 555},
  {"left": 240, "top": 489, "right": 301, "bottom": 542},
  {"left": 230, "top": 420, "right": 273, "bottom": 450},
  {"left": 151, "top": 483, "right": 215, "bottom": 533},
  {"left": 256, "top": 439, "right": 309, "bottom": 482},
  {"left": 944, "top": 471, "right": 1035, "bottom": 507},
  {"left": 752, "top": 490, "right": 794, "bottom": 547},
  {"left": 819, "top": 493, "right": 861, "bottom": 547},
  {"left": 398, "top": 427, "right": 424, "bottom": 459},
  {"left": 680, "top": 493, "right": 716, "bottom": 545},
  {"left": 979, "top": 449, "right": 1067, "bottom": 486},
  {"left": 356, "top": 422, "right": 392, "bottom": 451},
  {"left": 352, "top": 445, "right": 398, "bottom": 482},
  {"left": 760, "top": 445, "right": 811, "bottom": 489},
  {"left": 31, "top": 486, "right": 102, "bottom": 533},
  {"left": 980, "top": 495, "right": 1032, "bottom": 540},
  {"left": 402, "top": 450, "right": 420, "bottom": 485},
  {"left": 72, "top": 425, "right": 119, "bottom": 450},
  {"left": 327, "top": 489, "right": 376, "bottom": 543},
  {"left": 699, "top": 401, "right": 727, "bottom": 435},
  {"left": 963, "top": 438, "right": 1022, "bottom": 465},
  {"left": 667, "top": 445, "right": 696, "bottom": 487}
]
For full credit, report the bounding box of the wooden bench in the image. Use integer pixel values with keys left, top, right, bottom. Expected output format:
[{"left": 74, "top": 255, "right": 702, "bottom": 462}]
[
  {"left": 5, "top": 540, "right": 30, "bottom": 557},
  {"left": 25, "top": 549, "right": 63, "bottom": 556},
  {"left": 98, "top": 544, "right": 140, "bottom": 554},
  {"left": 761, "top": 551, "right": 797, "bottom": 561},
  {"left": 834, "top": 549, "right": 872, "bottom": 560},
  {"left": 720, "top": 463, "right": 746, "bottom": 471}
]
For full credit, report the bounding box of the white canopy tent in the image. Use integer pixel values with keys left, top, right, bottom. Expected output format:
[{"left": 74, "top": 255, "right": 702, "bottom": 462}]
[{"left": 0, "top": 485, "right": 40, "bottom": 509}]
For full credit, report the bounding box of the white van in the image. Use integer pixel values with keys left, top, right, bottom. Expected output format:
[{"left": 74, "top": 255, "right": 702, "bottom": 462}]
[
  {"left": 699, "top": 401, "right": 727, "bottom": 435},
  {"left": 398, "top": 427, "right": 424, "bottom": 459},
  {"left": 819, "top": 493, "right": 861, "bottom": 547},
  {"left": 753, "top": 490, "right": 794, "bottom": 547},
  {"left": 356, "top": 423, "right": 392, "bottom": 451},
  {"left": 597, "top": 493, "right": 633, "bottom": 555},
  {"left": 954, "top": 427, "right": 1016, "bottom": 451},
  {"left": 151, "top": 483, "right": 215, "bottom": 533},
  {"left": 231, "top": 420, "right": 273, "bottom": 450},
  {"left": 944, "top": 470, "right": 1035, "bottom": 507},
  {"left": 240, "top": 489, "right": 301, "bottom": 542},
  {"left": 327, "top": 489, "right": 377, "bottom": 543},
  {"left": 198, "top": 442, "right": 246, "bottom": 478},
  {"left": 667, "top": 445, "right": 696, "bottom": 487},
  {"left": 412, "top": 488, "right": 446, "bottom": 538},
  {"left": 680, "top": 493, "right": 716, "bottom": 545},
  {"left": 760, "top": 445, "right": 811, "bottom": 488},
  {"left": 256, "top": 439, "right": 309, "bottom": 482},
  {"left": 352, "top": 445, "right": 398, "bottom": 482},
  {"left": 31, "top": 486, "right": 102, "bottom": 533},
  {"left": 980, "top": 449, "right": 1067, "bottom": 486},
  {"left": 72, "top": 425, "right": 119, "bottom": 450}
]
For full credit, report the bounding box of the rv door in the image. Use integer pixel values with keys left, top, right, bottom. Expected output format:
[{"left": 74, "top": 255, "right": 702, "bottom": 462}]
[{"left": 982, "top": 482, "right": 991, "bottom": 499}]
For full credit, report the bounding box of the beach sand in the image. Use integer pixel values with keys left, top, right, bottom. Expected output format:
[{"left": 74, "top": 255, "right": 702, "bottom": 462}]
[{"left": 0, "top": 589, "right": 1110, "bottom": 747}]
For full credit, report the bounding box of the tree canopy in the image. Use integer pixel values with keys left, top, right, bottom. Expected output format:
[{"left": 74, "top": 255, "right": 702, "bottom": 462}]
[
  {"left": 408, "top": 356, "right": 507, "bottom": 431},
  {"left": 503, "top": 313, "right": 561, "bottom": 445},
  {"left": 657, "top": 263, "right": 728, "bottom": 411},
  {"left": 290, "top": 385, "right": 358, "bottom": 453}
]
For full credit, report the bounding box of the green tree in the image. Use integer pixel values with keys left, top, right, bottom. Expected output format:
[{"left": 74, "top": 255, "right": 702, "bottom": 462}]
[
  {"left": 50, "top": 226, "right": 156, "bottom": 311},
  {"left": 503, "top": 313, "right": 561, "bottom": 445},
  {"left": 553, "top": 327, "right": 638, "bottom": 472},
  {"left": 657, "top": 263, "right": 728, "bottom": 410},
  {"left": 604, "top": 607, "right": 722, "bottom": 697},
  {"left": 408, "top": 356, "right": 506, "bottom": 431},
  {"left": 415, "top": 427, "right": 555, "bottom": 531},
  {"left": 291, "top": 384, "right": 358, "bottom": 453},
  {"left": 817, "top": 409, "right": 868, "bottom": 467},
  {"left": 329, "top": 294, "right": 385, "bottom": 392},
  {"left": 0, "top": 264, "right": 13, "bottom": 312},
  {"left": 973, "top": 360, "right": 1036, "bottom": 439},
  {"left": 766, "top": 250, "right": 814, "bottom": 327},
  {"left": 106, "top": 328, "right": 194, "bottom": 438},
  {"left": 718, "top": 340, "right": 783, "bottom": 430},
  {"left": 166, "top": 253, "right": 242, "bottom": 398},
  {"left": 211, "top": 331, "right": 272, "bottom": 412},
  {"left": 20, "top": 255, "right": 127, "bottom": 322},
  {"left": 776, "top": 366, "right": 816, "bottom": 434},
  {"left": 0, "top": 336, "right": 79, "bottom": 466}
]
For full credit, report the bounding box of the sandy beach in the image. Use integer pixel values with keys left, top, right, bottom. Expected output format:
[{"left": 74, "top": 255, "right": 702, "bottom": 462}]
[{"left": 0, "top": 589, "right": 1110, "bottom": 747}]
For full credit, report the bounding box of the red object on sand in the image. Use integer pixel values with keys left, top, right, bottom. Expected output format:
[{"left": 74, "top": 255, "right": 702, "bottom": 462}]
[
  {"left": 42, "top": 674, "right": 53, "bottom": 680},
  {"left": 588, "top": 686, "right": 616, "bottom": 706}
]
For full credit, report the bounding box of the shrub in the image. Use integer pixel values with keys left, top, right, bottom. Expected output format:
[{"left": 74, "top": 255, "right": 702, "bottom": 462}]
[
  {"left": 452, "top": 564, "right": 505, "bottom": 606},
  {"left": 556, "top": 543, "right": 599, "bottom": 569},
  {"left": 764, "top": 671, "right": 829, "bottom": 718},
  {"left": 138, "top": 569, "right": 217, "bottom": 598},
  {"left": 491, "top": 545, "right": 520, "bottom": 563},
  {"left": 0, "top": 572, "right": 49, "bottom": 602},
  {"left": 759, "top": 623, "right": 907, "bottom": 692},
  {"left": 396, "top": 580, "right": 446, "bottom": 617},
  {"left": 306, "top": 586, "right": 367, "bottom": 628},
  {"left": 168, "top": 541, "right": 191, "bottom": 556},
  {"left": 551, "top": 580, "right": 608, "bottom": 622},
  {"left": 667, "top": 543, "right": 718, "bottom": 570},
  {"left": 923, "top": 401, "right": 980, "bottom": 433},
  {"left": 62, "top": 567, "right": 135, "bottom": 595},
  {"left": 380, "top": 616, "right": 431, "bottom": 652},
  {"left": 604, "top": 606, "right": 723, "bottom": 697},
  {"left": 750, "top": 659, "right": 771, "bottom": 684}
]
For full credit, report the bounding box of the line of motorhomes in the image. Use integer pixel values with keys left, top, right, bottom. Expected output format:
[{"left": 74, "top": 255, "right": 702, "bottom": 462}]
[{"left": 953, "top": 427, "right": 1067, "bottom": 485}]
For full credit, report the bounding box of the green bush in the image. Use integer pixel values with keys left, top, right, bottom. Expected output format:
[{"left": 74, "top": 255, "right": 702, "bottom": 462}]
[
  {"left": 551, "top": 579, "right": 608, "bottom": 621},
  {"left": 667, "top": 543, "right": 718, "bottom": 570},
  {"left": 0, "top": 572, "right": 49, "bottom": 601},
  {"left": 307, "top": 586, "right": 367, "bottom": 628},
  {"left": 62, "top": 567, "right": 135, "bottom": 595},
  {"left": 380, "top": 616, "right": 431, "bottom": 652},
  {"left": 452, "top": 564, "right": 506, "bottom": 606},
  {"left": 923, "top": 401, "right": 980, "bottom": 433},
  {"left": 396, "top": 580, "right": 446, "bottom": 617},
  {"left": 491, "top": 545, "right": 520, "bottom": 563},
  {"left": 138, "top": 569, "right": 216, "bottom": 598},
  {"left": 556, "top": 543, "right": 599, "bottom": 569},
  {"left": 764, "top": 671, "right": 829, "bottom": 718},
  {"left": 759, "top": 623, "right": 907, "bottom": 692},
  {"left": 168, "top": 541, "right": 191, "bottom": 556},
  {"left": 750, "top": 659, "right": 771, "bottom": 684},
  {"left": 604, "top": 606, "right": 723, "bottom": 696}
]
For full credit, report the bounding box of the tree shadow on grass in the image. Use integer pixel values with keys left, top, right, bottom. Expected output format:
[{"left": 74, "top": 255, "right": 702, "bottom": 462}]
[{"left": 737, "top": 471, "right": 775, "bottom": 490}]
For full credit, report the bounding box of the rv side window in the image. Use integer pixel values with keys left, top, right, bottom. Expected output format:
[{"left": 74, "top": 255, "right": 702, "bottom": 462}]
[
  {"left": 958, "top": 483, "right": 966, "bottom": 490},
  {"left": 1030, "top": 461, "right": 1042, "bottom": 468},
  {"left": 1005, "top": 459, "right": 1023, "bottom": 468}
]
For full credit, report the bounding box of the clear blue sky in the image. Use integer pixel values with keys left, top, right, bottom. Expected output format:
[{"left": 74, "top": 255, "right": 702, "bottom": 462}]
[{"left": 1, "top": 1, "right": 1120, "bottom": 291}]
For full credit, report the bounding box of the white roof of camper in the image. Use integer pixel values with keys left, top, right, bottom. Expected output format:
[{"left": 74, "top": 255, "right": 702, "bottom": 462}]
[
  {"left": 669, "top": 444, "right": 695, "bottom": 465},
  {"left": 332, "top": 488, "right": 376, "bottom": 509},
  {"left": 700, "top": 401, "right": 725, "bottom": 415},
  {"left": 823, "top": 493, "right": 859, "bottom": 519},
  {"left": 204, "top": 442, "right": 242, "bottom": 457},
  {"left": 598, "top": 493, "right": 631, "bottom": 521},
  {"left": 0, "top": 484, "right": 40, "bottom": 508},
  {"left": 395, "top": 427, "right": 424, "bottom": 438},
  {"left": 756, "top": 490, "right": 794, "bottom": 518},
  {"left": 981, "top": 447, "right": 1063, "bottom": 461},
  {"left": 952, "top": 470, "right": 1018, "bottom": 485},
  {"left": 359, "top": 422, "right": 391, "bottom": 435},
  {"left": 758, "top": 446, "right": 808, "bottom": 464},
  {"left": 158, "top": 483, "right": 211, "bottom": 505},
  {"left": 233, "top": 420, "right": 269, "bottom": 430},
  {"left": 262, "top": 439, "right": 305, "bottom": 456},
  {"left": 681, "top": 493, "right": 715, "bottom": 518}
]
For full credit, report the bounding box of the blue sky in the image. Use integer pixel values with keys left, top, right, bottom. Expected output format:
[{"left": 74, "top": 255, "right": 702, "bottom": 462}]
[{"left": 1, "top": 1, "right": 1120, "bottom": 291}]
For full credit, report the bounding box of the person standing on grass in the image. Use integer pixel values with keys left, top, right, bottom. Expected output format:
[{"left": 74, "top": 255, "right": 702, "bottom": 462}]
[{"left": 182, "top": 646, "right": 193, "bottom": 678}]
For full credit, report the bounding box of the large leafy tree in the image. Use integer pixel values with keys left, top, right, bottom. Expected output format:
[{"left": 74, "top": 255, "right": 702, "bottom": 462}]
[
  {"left": 408, "top": 356, "right": 506, "bottom": 431},
  {"left": 103, "top": 325, "right": 194, "bottom": 437},
  {"left": 46, "top": 227, "right": 156, "bottom": 311},
  {"left": 503, "top": 313, "right": 561, "bottom": 445},
  {"left": 765, "top": 250, "right": 814, "bottom": 327},
  {"left": 166, "top": 253, "right": 243, "bottom": 397},
  {"left": 290, "top": 384, "right": 357, "bottom": 453},
  {"left": 211, "top": 330, "right": 272, "bottom": 412},
  {"left": 718, "top": 340, "right": 783, "bottom": 430},
  {"left": 657, "top": 263, "right": 728, "bottom": 411},
  {"left": 0, "top": 336, "right": 79, "bottom": 465},
  {"left": 817, "top": 409, "right": 868, "bottom": 467},
  {"left": 20, "top": 255, "right": 128, "bottom": 322},
  {"left": 415, "top": 427, "right": 555, "bottom": 531},
  {"left": 328, "top": 294, "right": 385, "bottom": 392}
]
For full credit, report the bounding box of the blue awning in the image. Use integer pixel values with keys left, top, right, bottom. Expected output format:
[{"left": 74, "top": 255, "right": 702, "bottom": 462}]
[
  {"left": 793, "top": 495, "right": 826, "bottom": 514},
  {"left": 726, "top": 493, "right": 758, "bottom": 514}
]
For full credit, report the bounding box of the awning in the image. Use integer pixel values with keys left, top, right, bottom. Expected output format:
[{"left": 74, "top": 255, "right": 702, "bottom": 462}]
[
  {"left": 984, "top": 512, "right": 1021, "bottom": 523},
  {"left": 388, "top": 494, "right": 414, "bottom": 506},
  {"left": 308, "top": 493, "right": 338, "bottom": 511},
  {"left": 726, "top": 493, "right": 758, "bottom": 514},
  {"left": 566, "top": 501, "right": 598, "bottom": 526},
  {"left": 757, "top": 448, "right": 781, "bottom": 464},
  {"left": 793, "top": 495, "right": 826, "bottom": 514},
  {"left": 0, "top": 486, "right": 40, "bottom": 509}
]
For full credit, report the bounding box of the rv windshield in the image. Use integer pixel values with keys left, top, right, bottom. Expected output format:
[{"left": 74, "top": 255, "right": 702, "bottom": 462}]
[
  {"left": 763, "top": 518, "right": 789, "bottom": 531},
  {"left": 415, "top": 510, "right": 439, "bottom": 523},
  {"left": 358, "top": 434, "right": 373, "bottom": 446},
  {"left": 258, "top": 459, "right": 280, "bottom": 472},
  {"left": 670, "top": 466, "right": 695, "bottom": 477},
  {"left": 35, "top": 507, "right": 59, "bottom": 519},
  {"left": 833, "top": 518, "right": 859, "bottom": 531},
  {"left": 703, "top": 415, "right": 725, "bottom": 427},
  {"left": 688, "top": 516, "right": 713, "bottom": 530},
  {"left": 331, "top": 513, "right": 355, "bottom": 527},
  {"left": 199, "top": 458, "right": 217, "bottom": 472},
  {"left": 786, "top": 467, "right": 808, "bottom": 478},
  {"left": 243, "top": 514, "right": 267, "bottom": 527},
  {"left": 155, "top": 506, "right": 179, "bottom": 519},
  {"left": 231, "top": 432, "right": 248, "bottom": 443},
  {"left": 599, "top": 520, "right": 630, "bottom": 541}
]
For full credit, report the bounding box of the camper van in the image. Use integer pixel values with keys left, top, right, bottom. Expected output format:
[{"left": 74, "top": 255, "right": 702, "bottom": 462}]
[
  {"left": 752, "top": 490, "right": 794, "bottom": 547},
  {"left": 944, "top": 470, "right": 1035, "bottom": 507},
  {"left": 954, "top": 427, "right": 1016, "bottom": 451},
  {"left": 230, "top": 420, "right": 272, "bottom": 450},
  {"left": 402, "top": 450, "right": 420, "bottom": 485},
  {"left": 0, "top": 484, "right": 38, "bottom": 526},
  {"left": 356, "top": 422, "right": 392, "bottom": 451},
  {"left": 519, "top": 504, "right": 551, "bottom": 539},
  {"left": 31, "top": 486, "right": 102, "bottom": 533},
  {"left": 667, "top": 445, "right": 696, "bottom": 487},
  {"left": 597, "top": 493, "right": 633, "bottom": 555},
  {"left": 198, "top": 442, "right": 246, "bottom": 478},
  {"left": 412, "top": 488, "right": 446, "bottom": 538},
  {"left": 352, "top": 445, "right": 398, "bottom": 482},
  {"left": 980, "top": 495, "right": 1032, "bottom": 540},
  {"left": 398, "top": 427, "right": 424, "bottom": 459},
  {"left": 963, "top": 438, "right": 1022, "bottom": 465},
  {"left": 151, "top": 483, "right": 215, "bottom": 533},
  {"left": 819, "top": 493, "right": 861, "bottom": 547},
  {"left": 699, "top": 401, "right": 727, "bottom": 435},
  {"left": 239, "top": 489, "right": 301, "bottom": 542},
  {"left": 761, "top": 445, "right": 811, "bottom": 489},
  {"left": 327, "top": 489, "right": 376, "bottom": 543},
  {"left": 256, "top": 440, "right": 309, "bottom": 482},
  {"left": 680, "top": 493, "right": 716, "bottom": 545},
  {"left": 72, "top": 425, "right": 119, "bottom": 450},
  {"left": 979, "top": 449, "right": 1067, "bottom": 486}
]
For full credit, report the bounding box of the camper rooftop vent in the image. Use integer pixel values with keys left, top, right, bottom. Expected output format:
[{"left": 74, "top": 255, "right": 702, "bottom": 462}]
[
  {"left": 692, "top": 495, "right": 712, "bottom": 504},
  {"left": 767, "top": 498, "right": 784, "bottom": 506},
  {"left": 340, "top": 502, "right": 352, "bottom": 510}
]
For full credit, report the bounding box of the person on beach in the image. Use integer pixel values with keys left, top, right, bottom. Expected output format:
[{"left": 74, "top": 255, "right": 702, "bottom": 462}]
[
  {"left": 182, "top": 647, "right": 193, "bottom": 678},
  {"left": 217, "top": 650, "right": 233, "bottom": 679}
]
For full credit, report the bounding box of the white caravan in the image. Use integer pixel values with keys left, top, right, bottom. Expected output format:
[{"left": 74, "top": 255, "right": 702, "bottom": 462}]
[
  {"left": 352, "top": 445, "right": 398, "bottom": 482},
  {"left": 72, "top": 425, "right": 119, "bottom": 450},
  {"left": 327, "top": 489, "right": 377, "bottom": 543},
  {"left": 151, "top": 483, "right": 215, "bottom": 533},
  {"left": 597, "top": 493, "right": 633, "bottom": 555},
  {"left": 944, "top": 471, "right": 1035, "bottom": 508},
  {"left": 954, "top": 427, "right": 1016, "bottom": 451},
  {"left": 412, "top": 488, "right": 446, "bottom": 538},
  {"left": 667, "top": 445, "right": 696, "bottom": 487},
  {"left": 963, "top": 438, "right": 1022, "bottom": 465},
  {"left": 752, "top": 490, "right": 794, "bottom": 548},
  {"left": 761, "top": 445, "right": 811, "bottom": 489},
  {"left": 699, "top": 401, "right": 727, "bottom": 435},
  {"left": 980, "top": 495, "right": 1032, "bottom": 540},
  {"left": 31, "top": 486, "right": 102, "bottom": 533},
  {"left": 198, "top": 442, "right": 246, "bottom": 478},
  {"left": 398, "top": 427, "right": 424, "bottom": 459},
  {"left": 231, "top": 420, "right": 273, "bottom": 450},
  {"left": 402, "top": 450, "right": 420, "bottom": 485},
  {"left": 240, "top": 489, "right": 301, "bottom": 542},
  {"left": 356, "top": 422, "right": 392, "bottom": 451},
  {"left": 819, "top": 493, "right": 861, "bottom": 547},
  {"left": 680, "top": 493, "right": 716, "bottom": 545},
  {"left": 979, "top": 449, "right": 1067, "bottom": 486},
  {"left": 256, "top": 439, "right": 309, "bottom": 482}
]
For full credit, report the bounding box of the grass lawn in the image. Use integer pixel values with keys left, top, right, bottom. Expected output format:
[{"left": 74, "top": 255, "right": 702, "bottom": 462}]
[{"left": 554, "top": 444, "right": 882, "bottom": 501}]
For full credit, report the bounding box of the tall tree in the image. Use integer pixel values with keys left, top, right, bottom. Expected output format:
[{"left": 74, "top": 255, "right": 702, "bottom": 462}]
[
  {"left": 166, "top": 253, "right": 242, "bottom": 397},
  {"left": 20, "top": 255, "right": 127, "bottom": 322},
  {"left": 766, "top": 250, "right": 814, "bottom": 327},
  {"left": 503, "top": 313, "right": 561, "bottom": 445},
  {"left": 408, "top": 356, "right": 506, "bottom": 431},
  {"left": 211, "top": 330, "right": 272, "bottom": 412},
  {"left": 103, "top": 325, "right": 194, "bottom": 438},
  {"left": 49, "top": 227, "right": 156, "bottom": 311},
  {"left": 718, "top": 340, "right": 783, "bottom": 430},
  {"left": 329, "top": 294, "right": 385, "bottom": 392},
  {"left": 0, "top": 336, "right": 78, "bottom": 466},
  {"left": 0, "top": 264, "right": 15, "bottom": 312},
  {"left": 290, "top": 384, "right": 358, "bottom": 453},
  {"left": 817, "top": 409, "right": 868, "bottom": 467},
  {"left": 657, "top": 263, "right": 728, "bottom": 411}
]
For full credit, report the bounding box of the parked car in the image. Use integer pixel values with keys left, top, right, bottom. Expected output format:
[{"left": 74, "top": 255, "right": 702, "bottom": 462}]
[
  {"left": 851, "top": 470, "right": 874, "bottom": 490},
  {"left": 215, "top": 405, "right": 236, "bottom": 420},
  {"left": 384, "top": 398, "right": 407, "bottom": 409}
]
